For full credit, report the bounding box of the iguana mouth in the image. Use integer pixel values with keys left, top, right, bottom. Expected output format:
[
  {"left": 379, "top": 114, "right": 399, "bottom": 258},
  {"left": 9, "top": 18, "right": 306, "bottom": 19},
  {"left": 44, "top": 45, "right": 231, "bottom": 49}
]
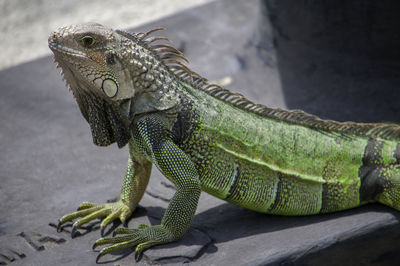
[{"left": 49, "top": 42, "right": 87, "bottom": 60}]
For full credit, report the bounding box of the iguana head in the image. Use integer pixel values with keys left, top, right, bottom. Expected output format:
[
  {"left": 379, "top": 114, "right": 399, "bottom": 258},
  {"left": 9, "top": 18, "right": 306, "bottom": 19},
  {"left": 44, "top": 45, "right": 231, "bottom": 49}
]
[
  {"left": 49, "top": 23, "right": 136, "bottom": 101},
  {"left": 49, "top": 23, "right": 188, "bottom": 147}
]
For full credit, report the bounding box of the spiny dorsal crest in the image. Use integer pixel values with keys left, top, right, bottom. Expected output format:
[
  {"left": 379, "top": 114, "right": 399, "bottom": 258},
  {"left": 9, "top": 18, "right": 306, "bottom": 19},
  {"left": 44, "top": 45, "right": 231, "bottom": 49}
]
[{"left": 118, "top": 28, "right": 400, "bottom": 142}]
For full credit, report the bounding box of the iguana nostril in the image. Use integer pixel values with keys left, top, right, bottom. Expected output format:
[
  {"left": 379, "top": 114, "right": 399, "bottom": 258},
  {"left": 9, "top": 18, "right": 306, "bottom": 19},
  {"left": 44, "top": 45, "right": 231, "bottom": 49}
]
[{"left": 48, "top": 33, "right": 58, "bottom": 47}]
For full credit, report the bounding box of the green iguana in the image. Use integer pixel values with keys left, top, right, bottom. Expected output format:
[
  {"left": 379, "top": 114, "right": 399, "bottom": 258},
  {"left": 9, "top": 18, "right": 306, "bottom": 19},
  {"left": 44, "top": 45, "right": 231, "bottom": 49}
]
[{"left": 48, "top": 23, "right": 400, "bottom": 262}]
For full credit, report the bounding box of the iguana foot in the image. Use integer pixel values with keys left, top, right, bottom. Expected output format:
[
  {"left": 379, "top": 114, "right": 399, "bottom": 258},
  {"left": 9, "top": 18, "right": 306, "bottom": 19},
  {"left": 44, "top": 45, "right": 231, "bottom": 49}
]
[
  {"left": 57, "top": 201, "right": 133, "bottom": 237},
  {"left": 93, "top": 224, "right": 175, "bottom": 262}
]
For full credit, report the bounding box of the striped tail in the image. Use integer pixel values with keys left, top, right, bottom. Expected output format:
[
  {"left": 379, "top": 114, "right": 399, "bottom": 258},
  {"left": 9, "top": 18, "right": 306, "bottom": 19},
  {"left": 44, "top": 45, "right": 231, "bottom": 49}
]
[
  {"left": 375, "top": 165, "right": 400, "bottom": 210},
  {"left": 358, "top": 138, "right": 400, "bottom": 211}
]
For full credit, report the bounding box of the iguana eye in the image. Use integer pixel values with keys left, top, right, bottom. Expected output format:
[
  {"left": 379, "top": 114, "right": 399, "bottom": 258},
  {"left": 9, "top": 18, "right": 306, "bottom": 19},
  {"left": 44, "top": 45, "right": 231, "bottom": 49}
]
[{"left": 81, "top": 36, "right": 95, "bottom": 47}]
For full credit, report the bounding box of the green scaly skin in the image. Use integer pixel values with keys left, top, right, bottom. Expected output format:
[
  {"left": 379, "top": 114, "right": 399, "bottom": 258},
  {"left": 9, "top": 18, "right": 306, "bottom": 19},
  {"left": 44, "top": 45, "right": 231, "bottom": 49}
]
[{"left": 48, "top": 23, "right": 400, "bottom": 262}]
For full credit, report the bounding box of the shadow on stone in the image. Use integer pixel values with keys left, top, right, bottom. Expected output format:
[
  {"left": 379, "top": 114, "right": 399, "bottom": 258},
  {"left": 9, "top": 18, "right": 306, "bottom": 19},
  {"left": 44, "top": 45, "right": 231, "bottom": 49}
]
[
  {"left": 193, "top": 202, "right": 400, "bottom": 244},
  {"left": 261, "top": 0, "right": 400, "bottom": 123}
]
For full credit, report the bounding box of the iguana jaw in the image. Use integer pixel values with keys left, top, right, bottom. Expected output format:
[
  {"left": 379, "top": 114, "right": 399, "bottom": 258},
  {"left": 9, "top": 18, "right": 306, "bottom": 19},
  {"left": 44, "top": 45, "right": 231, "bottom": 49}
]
[{"left": 48, "top": 40, "right": 87, "bottom": 61}]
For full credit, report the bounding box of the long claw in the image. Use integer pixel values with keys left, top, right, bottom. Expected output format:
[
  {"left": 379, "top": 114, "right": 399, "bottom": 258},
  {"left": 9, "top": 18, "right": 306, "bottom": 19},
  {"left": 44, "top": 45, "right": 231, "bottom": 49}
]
[
  {"left": 96, "top": 253, "right": 104, "bottom": 264},
  {"left": 135, "top": 251, "right": 142, "bottom": 262},
  {"left": 92, "top": 242, "right": 99, "bottom": 250},
  {"left": 71, "top": 224, "right": 78, "bottom": 238},
  {"left": 57, "top": 220, "right": 62, "bottom": 232},
  {"left": 121, "top": 218, "right": 128, "bottom": 228},
  {"left": 100, "top": 224, "right": 107, "bottom": 237}
]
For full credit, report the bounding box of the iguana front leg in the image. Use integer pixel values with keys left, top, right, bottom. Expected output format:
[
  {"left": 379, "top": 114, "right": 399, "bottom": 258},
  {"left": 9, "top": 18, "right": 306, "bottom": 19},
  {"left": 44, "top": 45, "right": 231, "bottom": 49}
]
[
  {"left": 57, "top": 143, "right": 152, "bottom": 236},
  {"left": 93, "top": 116, "right": 202, "bottom": 262}
]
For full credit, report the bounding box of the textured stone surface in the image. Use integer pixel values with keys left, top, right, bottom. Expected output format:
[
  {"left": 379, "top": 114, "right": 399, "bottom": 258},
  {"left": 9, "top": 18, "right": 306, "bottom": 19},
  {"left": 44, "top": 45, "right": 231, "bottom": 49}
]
[{"left": 1, "top": 0, "right": 400, "bottom": 265}]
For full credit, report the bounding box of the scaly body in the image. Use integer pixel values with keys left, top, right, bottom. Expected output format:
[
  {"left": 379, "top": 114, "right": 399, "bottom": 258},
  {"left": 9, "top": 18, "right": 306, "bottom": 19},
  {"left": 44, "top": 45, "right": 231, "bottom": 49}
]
[
  {"left": 49, "top": 23, "right": 400, "bottom": 262},
  {"left": 179, "top": 84, "right": 400, "bottom": 214}
]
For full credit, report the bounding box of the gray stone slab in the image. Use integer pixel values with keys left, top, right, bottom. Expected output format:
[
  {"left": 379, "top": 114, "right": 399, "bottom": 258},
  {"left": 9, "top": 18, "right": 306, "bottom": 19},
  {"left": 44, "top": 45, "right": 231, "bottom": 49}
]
[{"left": 1, "top": 0, "right": 399, "bottom": 265}]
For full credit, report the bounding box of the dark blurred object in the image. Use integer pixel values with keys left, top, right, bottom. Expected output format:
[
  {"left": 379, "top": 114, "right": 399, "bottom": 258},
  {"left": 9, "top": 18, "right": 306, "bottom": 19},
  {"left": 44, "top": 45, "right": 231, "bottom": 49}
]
[{"left": 261, "top": 0, "right": 400, "bottom": 122}]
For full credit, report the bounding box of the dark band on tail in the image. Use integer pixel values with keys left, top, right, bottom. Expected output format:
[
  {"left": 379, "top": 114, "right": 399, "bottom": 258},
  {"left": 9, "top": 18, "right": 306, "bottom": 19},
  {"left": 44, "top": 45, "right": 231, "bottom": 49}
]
[{"left": 359, "top": 139, "right": 384, "bottom": 202}]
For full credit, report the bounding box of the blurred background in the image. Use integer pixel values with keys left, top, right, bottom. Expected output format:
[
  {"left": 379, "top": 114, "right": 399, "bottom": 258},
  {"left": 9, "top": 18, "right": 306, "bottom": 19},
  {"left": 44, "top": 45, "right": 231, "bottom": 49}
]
[{"left": 0, "top": 0, "right": 212, "bottom": 71}]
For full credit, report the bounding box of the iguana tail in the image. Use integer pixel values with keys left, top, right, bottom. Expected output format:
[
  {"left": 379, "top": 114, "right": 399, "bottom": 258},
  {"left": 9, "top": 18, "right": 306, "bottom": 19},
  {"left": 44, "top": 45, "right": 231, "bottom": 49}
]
[{"left": 375, "top": 165, "right": 400, "bottom": 210}]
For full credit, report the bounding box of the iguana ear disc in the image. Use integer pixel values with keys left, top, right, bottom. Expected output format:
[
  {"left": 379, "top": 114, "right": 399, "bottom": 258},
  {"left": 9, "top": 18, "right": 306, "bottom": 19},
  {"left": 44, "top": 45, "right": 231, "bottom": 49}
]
[{"left": 102, "top": 79, "right": 118, "bottom": 98}]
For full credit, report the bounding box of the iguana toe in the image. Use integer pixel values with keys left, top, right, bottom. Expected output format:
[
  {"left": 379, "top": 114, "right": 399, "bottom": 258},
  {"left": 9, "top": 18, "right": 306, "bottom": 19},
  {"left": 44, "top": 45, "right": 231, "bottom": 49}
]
[
  {"left": 77, "top": 201, "right": 97, "bottom": 210},
  {"left": 94, "top": 225, "right": 174, "bottom": 262},
  {"left": 57, "top": 200, "right": 134, "bottom": 237}
]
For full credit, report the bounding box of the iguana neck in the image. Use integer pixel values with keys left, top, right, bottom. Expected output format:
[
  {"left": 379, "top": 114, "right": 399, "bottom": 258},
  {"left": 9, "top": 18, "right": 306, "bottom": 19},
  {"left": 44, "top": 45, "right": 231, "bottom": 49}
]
[{"left": 119, "top": 38, "right": 183, "bottom": 117}]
